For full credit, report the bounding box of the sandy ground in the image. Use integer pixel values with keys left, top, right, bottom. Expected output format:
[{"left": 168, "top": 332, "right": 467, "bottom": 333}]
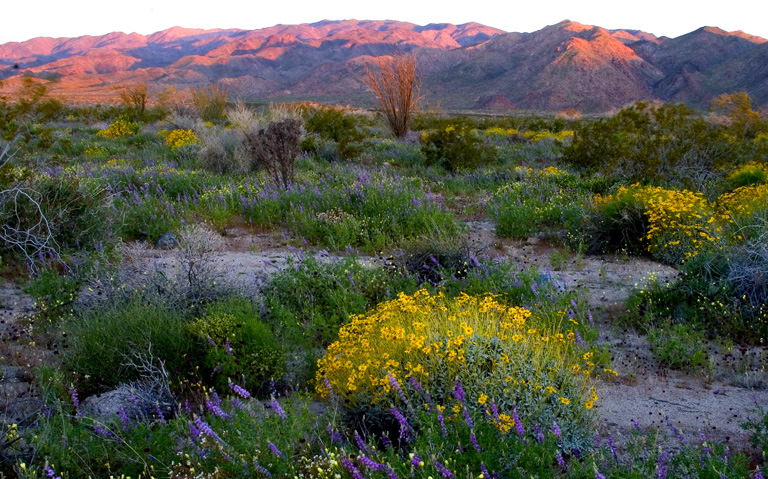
[{"left": 1, "top": 220, "right": 766, "bottom": 451}]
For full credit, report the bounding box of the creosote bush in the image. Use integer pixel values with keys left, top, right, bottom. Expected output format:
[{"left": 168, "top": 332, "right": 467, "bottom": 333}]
[
  {"left": 244, "top": 118, "right": 303, "bottom": 188},
  {"left": 421, "top": 125, "right": 493, "bottom": 172}
]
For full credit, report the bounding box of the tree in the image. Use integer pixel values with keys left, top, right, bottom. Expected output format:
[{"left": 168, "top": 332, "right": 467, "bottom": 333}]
[
  {"left": 709, "top": 92, "right": 766, "bottom": 140},
  {"left": 118, "top": 82, "right": 149, "bottom": 121},
  {"left": 363, "top": 52, "right": 422, "bottom": 138}
]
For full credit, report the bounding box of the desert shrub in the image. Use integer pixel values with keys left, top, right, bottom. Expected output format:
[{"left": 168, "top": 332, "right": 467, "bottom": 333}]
[
  {"left": 578, "top": 184, "right": 724, "bottom": 264},
  {"left": 316, "top": 290, "right": 600, "bottom": 450},
  {"left": 96, "top": 118, "right": 140, "bottom": 139},
  {"left": 489, "top": 167, "right": 587, "bottom": 240},
  {"left": 0, "top": 174, "right": 111, "bottom": 266},
  {"left": 726, "top": 237, "right": 768, "bottom": 327},
  {"left": 725, "top": 161, "right": 768, "bottom": 190},
  {"left": 648, "top": 323, "right": 711, "bottom": 372},
  {"left": 303, "top": 108, "right": 365, "bottom": 160},
  {"left": 718, "top": 182, "right": 768, "bottom": 233},
  {"left": 196, "top": 125, "right": 250, "bottom": 174},
  {"left": 563, "top": 101, "right": 743, "bottom": 188},
  {"left": 64, "top": 297, "right": 197, "bottom": 394},
  {"left": 361, "top": 138, "right": 424, "bottom": 166},
  {"left": 421, "top": 125, "right": 494, "bottom": 172},
  {"left": 161, "top": 128, "right": 198, "bottom": 150},
  {"left": 188, "top": 297, "right": 284, "bottom": 393},
  {"left": 243, "top": 118, "right": 303, "bottom": 187},
  {"left": 262, "top": 256, "right": 415, "bottom": 348},
  {"left": 191, "top": 84, "right": 228, "bottom": 122}
]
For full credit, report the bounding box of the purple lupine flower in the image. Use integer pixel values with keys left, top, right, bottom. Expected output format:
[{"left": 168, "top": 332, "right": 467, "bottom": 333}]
[
  {"left": 43, "top": 465, "right": 61, "bottom": 479},
  {"left": 117, "top": 408, "right": 130, "bottom": 425},
  {"left": 252, "top": 461, "right": 272, "bottom": 478},
  {"left": 391, "top": 407, "right": 412, "bottom": 441},
  {"left": 193, "top": 417, "right": 224, "bottom": 444},
  {"left": 574, "top": 330, "right": 584, "bottom": 344},
  {"left": 359, "top": 455, "right": 386, "bottom": 471},
  {"left": 224, "top": 339, "right": 232, "bottom": 356},
  {"left": 341, "top": 456, "right": 365, "bottom": 479},
  {"left": 230, "top": 397, "right": 245, "bottom": 409},
  {"left": 490, "top": 402, "right": 500, "bottom": 420},
  {"left": 270, "top": 396, "right": 287, "bottom": 421},
  {"left": 354, "top": 431, "right": 369, "bottom": 452},
  {"left": 480, "top": 463, "right": 491, "bottom": 479},
  {"left": 434, "top": 460, "right": 455, "bottom": 479},
  {"left": 607, "top": 436, "right": 618, "bottom": 461},
  {"left": 453, "top": 381, "right": 466, "bottom": 403},
  {"left": 230, "top": 382, "right": 251, "bottom": 399},
  {"left": 93, "top": 426, "right": 115, "bottom": 438},
  {"left": 327, "top": 426, "right": 343, "bottom": 444},
  {"left": 556, "top": 453, "right": 566, "bottom": 469},
  {"left": 552, "top": 422, "right": 562, "bottom": 440},
  {"left": 210, "top": 390, "right": 222, "bottom": 406},
  {"left": 384, "top": 465, "right": 398, "bottom": 479},
  {"left": 470, "top": 431, "right": 482, "bottom": 452},
  {"left": 594, "top": 470, "right": 606, "bottom": 479},
  {"left": 754, "top": 468, "right": 764, "bottom": 479},
  {"left": 512, "top": 406, "right": 524, "bottom": 438},
  {"left": 205, "top": 401, "right": 231, "bottom": 420},
  {"left": 268, "top": 442, "right": 285, "bottom": 459},
  {"left": 656, "top": 448, "right": 669, "bottom": 479},
  {"left": 70, "top": 387, "right": 79, "bottom": 409},
  {"left": 436, "top": 408, "right": 448, "bottom": 437},
  {"left": 388, "top": 374, "right": 412, "bottom": 408},
  {"left": 462, "top": 406, "right": 474, "bottom": 429},
  {"left": 411, "top": 453, "right": 424, "bottom": 467},
  {"left": 189, "top": 421, "right": 201, "bottom": 440}
]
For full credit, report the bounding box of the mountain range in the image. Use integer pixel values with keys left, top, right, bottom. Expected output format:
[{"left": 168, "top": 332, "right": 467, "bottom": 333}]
[{"left": 1, "top": 19, "right": 766, "bottom": 113}]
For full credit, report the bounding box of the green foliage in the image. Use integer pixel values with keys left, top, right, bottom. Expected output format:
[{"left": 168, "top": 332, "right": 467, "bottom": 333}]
[
  {"left": 188, "top": 297, "right": 284, "bottom": 393},
  {"left": 563, "top": 101, "right": 743, "bottom": 188},
  {"left": 24, "top": 270, "right": 79, "bottom": 321},
  {"left": 725, "top": 161, "right": 768, "bottom": 190},
  {"left": 64, "top": 297, "right": 197, "bottom": 394},
  {"left": 262, "top": 256, "right": 415, "bottom": 348},
  {"left": 743, "top": 407, "right": 768, "bottom": 459},
  {"left": 421, "top": 125, "right": 493, "bottom": 172},
  {"left": 191, "top": 84, "right": 228, "bottom": 122},
  {"left": 648, "top": 323, "right": 711, "bottom": 372},
  {"left": 577, "top": 189, "right": 649, "bottom": 256},
  {"left": 489, "top": 167, "right": 588, "bottom": 239},
  {"left": 303, "top": 108, "right": 365, "bottom": 159}
]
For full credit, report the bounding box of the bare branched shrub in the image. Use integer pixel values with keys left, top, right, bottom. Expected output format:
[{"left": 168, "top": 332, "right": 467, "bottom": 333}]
[
  {"left": 117, "top": 82, "right": 148, "bottom": 121},
  {"left": 363, "top": 52, "right": 422, "bottom": 138},
  {"left": 0, "top": 140, "right": 61, "bottom": 271},
  {"left": 243, "top": 119, "right": 303, "bottom": 188},
  {"left": 176, "top": 223, "right": 223, "bottom": 295}
]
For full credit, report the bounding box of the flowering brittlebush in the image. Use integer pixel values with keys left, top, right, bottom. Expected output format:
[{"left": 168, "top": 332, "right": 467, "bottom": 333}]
[
  {"left": 316, "top": 290, "right": 597, "bottom": 442},
  {"left": 96, "top": 119, "right": 140, "bottom": 139},
  {"left": 593, "top": 184, "right": 725, "bottom": 263},
  {"left": 164, "top": 129, "right": 198, "bottom": 150}
]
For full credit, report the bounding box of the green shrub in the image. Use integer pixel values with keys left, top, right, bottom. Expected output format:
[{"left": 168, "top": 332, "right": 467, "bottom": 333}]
[
  {"left": 189, "top": 297, "right": 284, "bottom": 393},
  {"left": 304, "top": 108, "right": 365, "bottom": 160},
  {"left": 648, "top": 323, "right": 711, "bottom": 372},
  {"left": 421, "top": 125, "right": 493, "bottom": 172},
  {"left": 563, "top": 101, "right": 744, "bottom": 188},
  {"left": 725, "top": 161, "right": 768, "bottom": 190},
  {"left": 64, "top": 297, "right": 197, "bottom": 394}
]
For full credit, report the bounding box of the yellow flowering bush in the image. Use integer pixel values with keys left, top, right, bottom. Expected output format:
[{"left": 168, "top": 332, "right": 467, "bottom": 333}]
[
  {"left": 96, "top": 118, "right": 140, "bottom": 139},
  {"left": 590, "top": 185, "right": 724, "bottom": 264},
  {"left": 725, "top": 161, "right": 768, "bottom": 189},
  {"left": 316, "top": 290, "right": 597, "bottom": 440},
  {"left": 165, "top": 129, "right": 198, "bottom": 150}
]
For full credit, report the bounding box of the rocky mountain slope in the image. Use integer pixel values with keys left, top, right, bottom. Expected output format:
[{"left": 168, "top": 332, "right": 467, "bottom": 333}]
[{"left": 1, "top": 19, "right": 765, "bottom": 112}]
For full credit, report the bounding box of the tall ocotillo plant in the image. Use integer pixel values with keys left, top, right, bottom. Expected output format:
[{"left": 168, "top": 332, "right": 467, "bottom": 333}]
[{"left": 363, "top": 52, "right": 422, "bottom": 138}]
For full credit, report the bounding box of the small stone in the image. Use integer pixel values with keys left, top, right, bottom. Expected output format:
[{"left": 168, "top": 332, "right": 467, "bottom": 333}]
[{"left": 154, "top": 232, "right": 179, "bottom": 250}]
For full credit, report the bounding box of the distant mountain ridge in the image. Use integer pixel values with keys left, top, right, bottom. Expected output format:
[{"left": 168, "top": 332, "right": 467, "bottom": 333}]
[{"left": 1, "top": 19, "right": 766, "bottom": 113}]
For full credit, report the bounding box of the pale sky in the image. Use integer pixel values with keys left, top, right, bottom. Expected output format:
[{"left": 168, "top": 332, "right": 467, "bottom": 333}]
[{"left": 3, "top": 0, "right": 767, "bottom": 44}]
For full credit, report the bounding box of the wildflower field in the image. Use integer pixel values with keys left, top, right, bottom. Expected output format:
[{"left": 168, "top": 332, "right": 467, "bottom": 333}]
[{"left": 0, "top": 91, "right": 767, "bottom": 478}]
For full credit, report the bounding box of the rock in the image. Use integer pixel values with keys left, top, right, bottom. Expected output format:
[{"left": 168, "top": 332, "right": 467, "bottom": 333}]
[
  {"left": 154, "top": 232, "right": 179, "bottom": 250},
  {"left": 526, "top": 237, "right": 541, "bottom": 245},
  {"left": 80, "top": 383, "right": 174, "bottom": 422}
]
